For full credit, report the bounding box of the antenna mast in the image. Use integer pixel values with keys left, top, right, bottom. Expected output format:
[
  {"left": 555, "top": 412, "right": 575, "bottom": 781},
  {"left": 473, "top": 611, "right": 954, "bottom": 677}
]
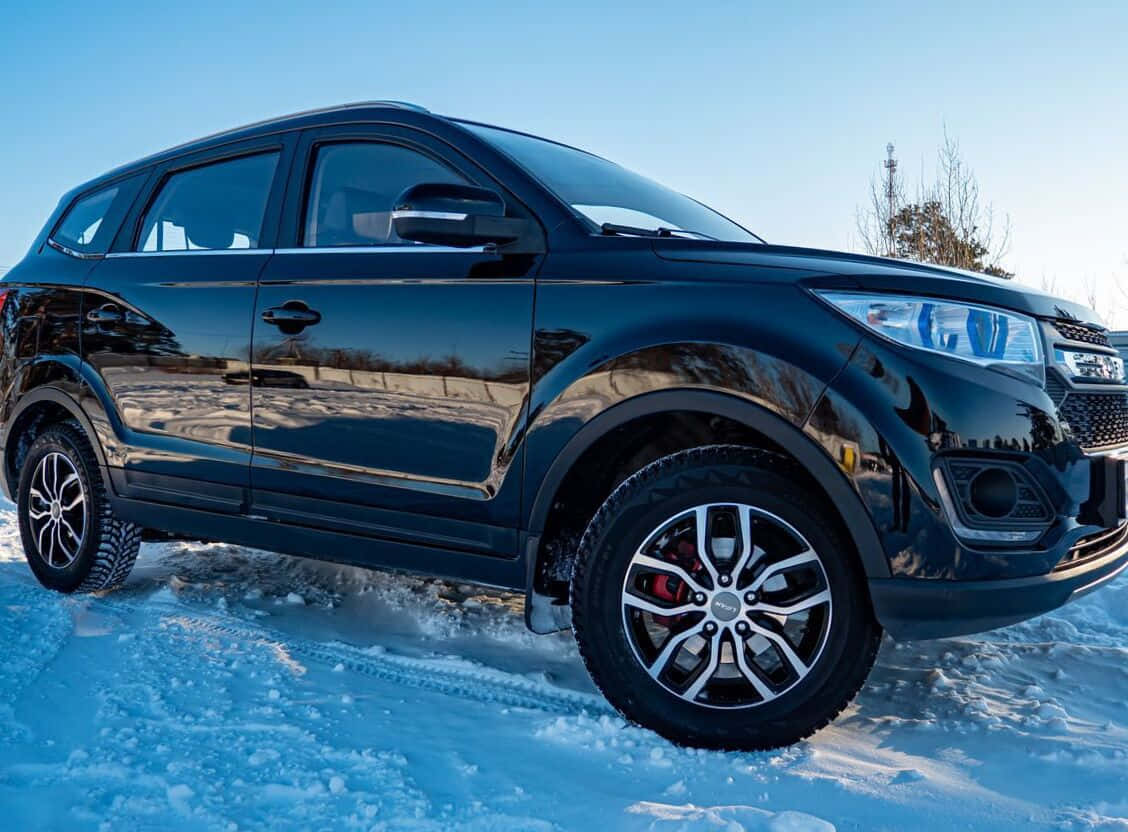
[{"left": 883, "top": 143, "right": 897, "bottom": 256}]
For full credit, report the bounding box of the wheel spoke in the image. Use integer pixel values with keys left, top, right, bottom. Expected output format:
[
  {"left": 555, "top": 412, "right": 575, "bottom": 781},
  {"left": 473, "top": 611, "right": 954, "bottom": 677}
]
[
  {"left": 46, "top": 519, "right": 58, "bottom": 565},
  {"left": 28, "top": 507, "right": 51, "bottom": 520},
  {"left": 646, "top": 627, "right": 699, "bottom": 681},
  {"left": 62, "top": 493, "right": 85, "bottom": 511},
  {"left": 54, "top": 523, "right": 71, "bottom": 563},
  {"left": 623, "top": 590, "right": 699, "bottom": 618},
  {"left": 37, "top": 520, "right": 53, "bottom": 565},
  {"left": 748, "top": 549, "right": 819, "bottom": 592},
  {"left": 729, "top": 505, "right": 762, "bottom": 580},
  {"left": 631, "top": 554, "right": 708, "bottom": 594},
  {"left": 681, "top": 630, "right": 722, "bottom": 702},
  {"left": 746, "top": 619, "right": 809, "bottom": 677},
  {"left": 732, "top": 635, "right": 779, "bottom": 702},
  {"left": 59, "top": 515, "right": 81, "bottom": 545},
  {"left": 51, "top": 454, "right": 60, "bottom": 501},
  {"left": 753, "top": 588, "right": 831, "bottom": 617},
  {"left": 694, "top": 506, "right": 721, "bottom": 585}
]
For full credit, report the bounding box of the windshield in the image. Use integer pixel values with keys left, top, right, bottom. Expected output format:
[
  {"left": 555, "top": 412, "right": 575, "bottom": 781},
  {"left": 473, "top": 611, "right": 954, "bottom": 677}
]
[{"left": 462, "top": 123, "right": 761, "bottom": 243}]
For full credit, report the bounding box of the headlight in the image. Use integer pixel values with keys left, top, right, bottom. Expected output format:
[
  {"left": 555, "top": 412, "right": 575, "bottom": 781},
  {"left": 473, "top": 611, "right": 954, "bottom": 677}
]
[{"left": 816, "top": 291, "right": 1044, "bottom": 386}]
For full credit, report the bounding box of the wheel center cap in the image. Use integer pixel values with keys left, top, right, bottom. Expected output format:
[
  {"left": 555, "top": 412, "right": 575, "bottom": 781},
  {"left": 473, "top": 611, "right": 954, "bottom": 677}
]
[
  {"left": 50, "top": 501, "right": 61, "bottom": 520},
  {"left": 710, "top": 591, "right": 741, "bottom": 621}
]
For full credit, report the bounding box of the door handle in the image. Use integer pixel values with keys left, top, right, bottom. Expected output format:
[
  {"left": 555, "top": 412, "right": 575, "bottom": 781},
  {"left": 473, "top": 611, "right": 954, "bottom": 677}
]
[
  {"left": 262, "top": 302, "right": 322, "bottom": 332},
  {"left": 86, "top": 303, "right": 123, "bottom": 325}
]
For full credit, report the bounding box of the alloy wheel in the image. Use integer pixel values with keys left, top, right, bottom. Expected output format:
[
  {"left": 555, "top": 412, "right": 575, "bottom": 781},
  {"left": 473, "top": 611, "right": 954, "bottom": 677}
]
[
  {"left": 620, "top": 503, "right": 833, "bottom": 708},
  {"left": 27, "top": 451, "right": 87, "bottom": 569}
]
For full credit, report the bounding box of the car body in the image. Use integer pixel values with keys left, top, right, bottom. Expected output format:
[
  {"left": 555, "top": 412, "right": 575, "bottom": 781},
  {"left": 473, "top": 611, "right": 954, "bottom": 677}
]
[{"left": 4, "top": 101, "right": 1126, "bottom": 748}]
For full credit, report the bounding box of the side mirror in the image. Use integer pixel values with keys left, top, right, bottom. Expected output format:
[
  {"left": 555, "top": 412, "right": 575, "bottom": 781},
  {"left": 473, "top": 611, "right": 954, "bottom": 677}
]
[{"left": 392, "top": 183, "right": 533, "bottom": 248}]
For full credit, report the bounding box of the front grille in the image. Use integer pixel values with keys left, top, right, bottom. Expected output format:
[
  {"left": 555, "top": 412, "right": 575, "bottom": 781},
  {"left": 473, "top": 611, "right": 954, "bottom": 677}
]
[
  {"left": 1055, "top": 523, "right": 1128, "bottom": 571},
  {"left": 1059, "top": 392, "right": 1128, "bottom": 450},
  {"left": 1054, "top": 321, "right": 1111, "bottom": 348}
]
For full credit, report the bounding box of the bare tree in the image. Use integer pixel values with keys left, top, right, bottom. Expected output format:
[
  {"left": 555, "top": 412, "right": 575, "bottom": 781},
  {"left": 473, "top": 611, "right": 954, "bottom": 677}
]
[{"left": 857, "top": 132, "right": 1012, "bottom": 276}]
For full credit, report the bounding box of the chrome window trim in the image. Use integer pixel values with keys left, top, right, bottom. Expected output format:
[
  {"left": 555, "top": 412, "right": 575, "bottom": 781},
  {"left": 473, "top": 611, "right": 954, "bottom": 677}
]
[
  {"left": 105, "top": 249, "right": 269, "bottom": 258},
  {"left": 101, "top": 245, "right": 487, "bottom": 258},
  {"left": 47, "top": 238, "right": 104, "bottom": 260},
  {"left": 273, "top": 245, "right": 486, "bottom": 255}
]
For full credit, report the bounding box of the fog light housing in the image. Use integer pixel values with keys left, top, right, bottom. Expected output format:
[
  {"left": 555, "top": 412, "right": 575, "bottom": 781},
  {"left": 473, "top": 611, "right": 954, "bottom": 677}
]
[
  {"left": 968, "top": 468, "right": 1019, "bottom": 518},
  {"left": 934, "top": 458, "right": 1053, "bottom": 545}
]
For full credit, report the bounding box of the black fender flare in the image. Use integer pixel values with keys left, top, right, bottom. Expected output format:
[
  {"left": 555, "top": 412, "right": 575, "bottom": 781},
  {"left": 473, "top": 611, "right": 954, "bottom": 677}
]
[
  {"left": 1, "top": 384, "right": 109, "bottom": 499},
  {"left": 525, "top": 388, "right": 890, "bottom": 580}
]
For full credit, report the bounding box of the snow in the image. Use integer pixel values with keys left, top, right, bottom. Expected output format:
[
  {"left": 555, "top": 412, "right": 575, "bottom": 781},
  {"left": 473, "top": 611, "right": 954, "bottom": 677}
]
[{"left": 1, "top": 497, "right": 1126, "bottom": 831}]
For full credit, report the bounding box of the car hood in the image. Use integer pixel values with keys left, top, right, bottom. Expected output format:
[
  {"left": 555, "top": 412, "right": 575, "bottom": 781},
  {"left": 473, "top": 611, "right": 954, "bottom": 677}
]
[{"left": 652, "top": 240, "right": 1098, "bottom": 324}]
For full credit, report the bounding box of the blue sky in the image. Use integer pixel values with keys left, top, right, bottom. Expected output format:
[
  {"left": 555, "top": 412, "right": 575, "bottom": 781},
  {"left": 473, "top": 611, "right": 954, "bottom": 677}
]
[{"left": 2, "top": 1, "right": 1126, "bottom": 320}]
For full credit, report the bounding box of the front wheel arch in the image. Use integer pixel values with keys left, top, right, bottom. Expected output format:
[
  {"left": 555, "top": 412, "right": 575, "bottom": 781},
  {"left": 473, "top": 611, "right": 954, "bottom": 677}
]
[{"left": 523, "top": 390, "right": 891, "bottom": 631}]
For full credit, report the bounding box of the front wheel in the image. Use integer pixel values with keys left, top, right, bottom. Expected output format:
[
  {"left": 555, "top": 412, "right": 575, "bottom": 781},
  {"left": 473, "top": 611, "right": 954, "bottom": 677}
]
[{"left": 570, "top": 445, "right": 881, "bottom": 750}]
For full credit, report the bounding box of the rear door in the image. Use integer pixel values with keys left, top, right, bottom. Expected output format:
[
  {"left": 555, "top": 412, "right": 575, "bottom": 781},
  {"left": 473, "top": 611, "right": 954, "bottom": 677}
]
[
  {"left": 250, "top": 125, "right": 539, "bottom": 556},
  {"left": 84, "top": 136, "right": 293, "bottom": 511}
]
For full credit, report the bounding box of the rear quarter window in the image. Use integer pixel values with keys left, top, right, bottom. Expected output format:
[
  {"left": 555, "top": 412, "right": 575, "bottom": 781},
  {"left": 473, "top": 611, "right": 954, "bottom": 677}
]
[{"left": 51, "top": 186, "right": 119, "bottom": 255}]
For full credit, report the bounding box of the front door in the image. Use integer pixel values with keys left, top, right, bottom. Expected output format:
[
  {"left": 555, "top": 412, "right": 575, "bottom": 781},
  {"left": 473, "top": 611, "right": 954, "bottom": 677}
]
[{"left": 250, "top": 127, "right": 538, "bottom": 556}]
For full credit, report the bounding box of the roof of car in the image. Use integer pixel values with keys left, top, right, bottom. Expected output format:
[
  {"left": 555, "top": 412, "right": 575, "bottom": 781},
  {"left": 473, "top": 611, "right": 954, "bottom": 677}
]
[{"left": 82, "top": 101, "right": 442, "bottom": 192}]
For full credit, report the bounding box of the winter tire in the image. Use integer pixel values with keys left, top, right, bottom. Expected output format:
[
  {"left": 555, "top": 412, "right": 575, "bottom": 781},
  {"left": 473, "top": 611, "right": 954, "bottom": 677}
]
[
  {"left": 571, "top": 445, "right": 881, "bottom": 750},
  {"left": 17, "top": 420, "right": 142, "bottom": 593}
]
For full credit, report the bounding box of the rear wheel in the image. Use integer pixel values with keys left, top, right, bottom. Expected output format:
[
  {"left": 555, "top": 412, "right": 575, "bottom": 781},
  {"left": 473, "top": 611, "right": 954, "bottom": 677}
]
[
  {"left": 571, "top": 445, "right": 881, "bottom": 750},
  {"left": 17, "top": 421, "right": 141, "bottom": 593}
]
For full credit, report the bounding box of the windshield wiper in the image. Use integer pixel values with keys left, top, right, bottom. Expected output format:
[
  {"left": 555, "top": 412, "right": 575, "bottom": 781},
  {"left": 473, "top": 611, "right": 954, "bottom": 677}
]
[{"left": 600, "top": 223, "right": 718, "bottom": 241}]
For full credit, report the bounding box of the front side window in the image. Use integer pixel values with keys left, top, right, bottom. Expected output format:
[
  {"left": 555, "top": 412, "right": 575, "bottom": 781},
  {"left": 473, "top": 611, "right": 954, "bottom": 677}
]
[
  {"left": 53, "top": 186, "right": 120, "bottom": 254},
  {"left": 138, "top": 152, "right": 279, "bottom": 251},
  {"left": 462, "top": 122, "right": 761, "bottom": 243},
  {"left": 304, "top": 143, "right": 469, "bottom": 247}
]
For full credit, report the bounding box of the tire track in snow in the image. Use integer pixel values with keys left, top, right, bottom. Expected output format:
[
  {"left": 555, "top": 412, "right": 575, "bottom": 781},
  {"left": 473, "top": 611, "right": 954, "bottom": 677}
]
[{"left": 103, "top": 591, "right": 618, "bottom": 719}]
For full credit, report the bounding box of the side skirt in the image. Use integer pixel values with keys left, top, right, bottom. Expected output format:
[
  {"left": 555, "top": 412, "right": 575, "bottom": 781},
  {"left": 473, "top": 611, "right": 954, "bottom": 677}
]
[{"left": 111, "top": 495, "right": 527, "bottom": 591}]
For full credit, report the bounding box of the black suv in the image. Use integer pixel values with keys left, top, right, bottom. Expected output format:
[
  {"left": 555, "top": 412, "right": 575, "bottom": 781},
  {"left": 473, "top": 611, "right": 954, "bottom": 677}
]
[{"left": 4, "top": 102, "right": 1127, "bottom": 750}]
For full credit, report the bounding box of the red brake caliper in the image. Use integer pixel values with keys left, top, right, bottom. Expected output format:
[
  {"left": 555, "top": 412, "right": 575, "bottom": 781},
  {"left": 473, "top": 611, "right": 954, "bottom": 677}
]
[{"left": 650, "top": 540, "right": 703, "bottom": 625}]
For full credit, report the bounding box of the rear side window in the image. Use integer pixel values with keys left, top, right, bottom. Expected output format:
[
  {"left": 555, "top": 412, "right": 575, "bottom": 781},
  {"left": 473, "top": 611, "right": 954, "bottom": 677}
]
[
  {"left": 138, "top": 152, "right": 279, "bottom": 251},
  {"left": 52, "top": 186, "right": 119, "bottom": 254},
  {"left": 303, "top": 143, "right": 469, "bottom": 247}
]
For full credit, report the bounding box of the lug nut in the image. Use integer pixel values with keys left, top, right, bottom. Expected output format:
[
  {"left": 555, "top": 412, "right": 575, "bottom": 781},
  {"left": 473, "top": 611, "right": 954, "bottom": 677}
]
[
  {"left": 735, "top": 621, "right": 750, "bottom": 635},
  {"left": 703, "top": 621, "right": 718, "bottom": 635},
  {"left": 693, "top": 592, "right": 707, "bottom": 605},
  {"left": 744, "top": 591, "right": 758, "bottom": 604},
  {"left": 718, "top": 574, "right": 732, "bottom": 587}
]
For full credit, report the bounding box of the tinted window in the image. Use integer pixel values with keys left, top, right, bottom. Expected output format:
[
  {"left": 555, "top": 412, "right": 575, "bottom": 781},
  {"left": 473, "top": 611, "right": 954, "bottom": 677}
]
[
  {"left": 53, "top": 186, "right": 119, "bottom": 253},
  {"left": 304, "top": 143, "right": 468, "bottom": 247},
  {"left": 139, "top": 152, "right": 279, "bottom": 251}
]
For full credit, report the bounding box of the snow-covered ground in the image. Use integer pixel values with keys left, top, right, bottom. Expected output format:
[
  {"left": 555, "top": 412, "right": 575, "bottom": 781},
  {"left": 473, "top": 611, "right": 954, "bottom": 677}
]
[{"left": 1, "top": 499, "right": 1126, "bottom": 832}]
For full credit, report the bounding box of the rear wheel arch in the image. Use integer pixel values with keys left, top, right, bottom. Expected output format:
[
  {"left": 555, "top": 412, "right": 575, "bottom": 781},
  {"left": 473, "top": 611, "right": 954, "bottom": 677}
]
[
  {"left": 524, "top": 390, "right": 889, "bottom": 630},
  {"left": 3, "top": 385, "right": 108, "bottom": 499}
]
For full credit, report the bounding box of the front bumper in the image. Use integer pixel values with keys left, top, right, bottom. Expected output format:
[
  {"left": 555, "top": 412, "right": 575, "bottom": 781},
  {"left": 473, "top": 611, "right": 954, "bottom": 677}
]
[{"left": 869, "top": 532, "right": 1128, "bottom": 640}]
